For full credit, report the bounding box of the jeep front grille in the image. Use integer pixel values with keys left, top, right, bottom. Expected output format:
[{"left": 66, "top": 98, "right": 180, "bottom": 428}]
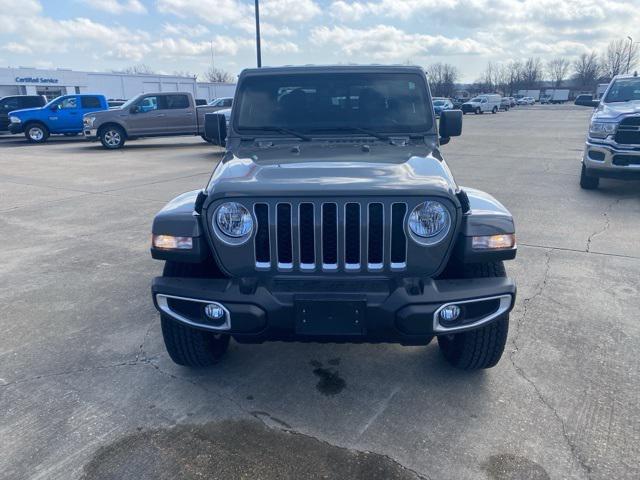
[{"left": 253, "top": 201, "right": 407, "bottom": 272}]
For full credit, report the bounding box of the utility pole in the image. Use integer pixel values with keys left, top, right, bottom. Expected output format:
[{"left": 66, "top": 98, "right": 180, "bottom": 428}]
[
  {"left": 255, "top": 0, "right": 262, "bottom": 68},
  {"left": 627, "top": 36, "right": 633, "bottom": 74}
]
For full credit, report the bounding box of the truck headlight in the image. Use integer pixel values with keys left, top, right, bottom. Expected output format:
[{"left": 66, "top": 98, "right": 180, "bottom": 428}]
[
  {"left": 589, "top": 121, "right": 617, "bottom": 139},
  {"left": 84, "top": 116, "right": 96, "bottom": 127},
  {"left": 9, "top": 116, "right": 21, "bottom": 124},
  {"left": 214, "top": 202, "right": 253, "bottom": 240},
  {"left": 408, "top": 201, "right": 450, "bottom": 241}
]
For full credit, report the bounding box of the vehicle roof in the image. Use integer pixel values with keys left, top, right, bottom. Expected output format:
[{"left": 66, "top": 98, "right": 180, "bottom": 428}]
[
  {"left": 239, "top": 64, "right": 425, "bottom": 76},
  {"left": 612, "top": 73, "right": 639, "bottom": 80}
]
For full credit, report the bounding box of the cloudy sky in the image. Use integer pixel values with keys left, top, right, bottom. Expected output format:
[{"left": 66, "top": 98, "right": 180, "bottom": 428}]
[{"left": 0, "top": 0, "right": 637, "bottom": 82}]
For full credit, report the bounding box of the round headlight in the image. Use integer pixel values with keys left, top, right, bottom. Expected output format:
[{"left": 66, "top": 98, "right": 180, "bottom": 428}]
[
  {"left": 215, "top": 202, "right": 253, "bottom": 238},
  {"left": 408, "top": 201, "right": 450, "bottom": 239}
]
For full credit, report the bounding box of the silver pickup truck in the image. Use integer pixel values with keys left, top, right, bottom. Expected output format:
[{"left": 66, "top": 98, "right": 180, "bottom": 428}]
[
  {"left": 83, "top": 92, "right": 218, "bottom": 149},
  {"left": 577, "top": 73, "right": 640, "bottom": 188}
]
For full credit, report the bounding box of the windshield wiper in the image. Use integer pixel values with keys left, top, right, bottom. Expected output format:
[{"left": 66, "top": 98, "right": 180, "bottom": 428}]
[
  {"left": 251, "top": 126, "right": 311, "bottom": 141},
  {"left": 309, "top": 127, "right": 389, "bottom": 141}
]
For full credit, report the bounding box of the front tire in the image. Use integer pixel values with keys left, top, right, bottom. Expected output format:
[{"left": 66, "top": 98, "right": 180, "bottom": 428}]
[
  {"left": 437, "top": 262, "right": 509, "bottom": 370},
  {"left": 580, "top": 164, "right": 599, "bottom": 189},
  {"left": 475, "top": 107, "right": 482, "bottom": 114},
  {"left": 161, "top": 316, "right": 230, "bottom": 367},
  {"left": 160, "top": 261, "right": 230, "bottom": 367},
  {"left": 24, "top": 123, "right": 49, "bottom": 143},
  {"left": 99, "top": 125, "right": 126, "bottom": 149}
]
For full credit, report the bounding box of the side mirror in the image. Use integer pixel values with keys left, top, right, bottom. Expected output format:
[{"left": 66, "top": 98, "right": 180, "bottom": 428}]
[
  {"left": 130, "top": 105, "right": 139, "bottom": 114},
  {"left": 439, "top": 109, "right": 462, "bottom": 145},
  {"left": 204, "top": 113, "right": 227, "bottom": 146}
]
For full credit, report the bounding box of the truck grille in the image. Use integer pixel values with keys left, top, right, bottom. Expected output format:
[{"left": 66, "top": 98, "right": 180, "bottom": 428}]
[
  {"left": 253, "top": 201, "right": 407, "bottom": 272},
  {"left": 615, "top": 117, "right": 640, "bottom": 145}
]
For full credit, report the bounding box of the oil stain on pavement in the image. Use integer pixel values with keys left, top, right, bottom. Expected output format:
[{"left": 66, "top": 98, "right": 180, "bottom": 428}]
[
  {"left": 484, "top": 453, "right": 550, "bottom": 480},
  {"left": 81, "top": 419, "right": 424, "bottom": 480},
  {"left": 310, "top": 359, "right": 346, "bottom": 395}
]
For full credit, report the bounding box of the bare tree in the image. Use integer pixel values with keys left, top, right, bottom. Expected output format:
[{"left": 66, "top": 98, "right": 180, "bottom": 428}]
[
  {"left": 546, "top": 58, "right": 570, "bottom": 88},
  {"left": 601, "top": 38, "right": 639, "bottom": 80},
  {"left": 505, "top": 61, "right": 523, "bottom": 95},
  {"left": 426, "top": 62, "right": 460, "bottom": 97},
  {"left": 116, "top": 64, "right": 156, "bottom": 75},
  {"left": 573, "top": 51, "right": 602, "bottom": 90},
  {"left": 521, "top": 57, "right": 543, "bottom": 88},
  {"left": 205, "top": 67, "right": 234, "bottom": 83}
]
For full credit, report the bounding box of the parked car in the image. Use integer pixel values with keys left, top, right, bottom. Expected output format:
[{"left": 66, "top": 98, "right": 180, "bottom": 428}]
[
  {"left": 517, "top": 97, "right": 535, "bottom": 105},
  {"left": 432, "top": 98, "right": 454, "bottom": 116},
  {"left": 508, "top": 97, "right": 516, "bottom": 107},
  {"left": 84, "top": 92, "right": 219, "bottom": 149},
  {"left": 574, "top": 94, "right": 597, "bottom": 107},
  {"left": 539, "top": 95, "right": 551, "bottom": 104},
  {"left": 8, "top": 94, "right": 108, "bottom": 142},
  {"left": 577, "top": 74, "right": 640, "bottom": 189},
  {"left": 461, "top": 94, "right": 501, "bottom": 114},
  {"left": 452, "top": 98, "right": 467, "bottom": 109},
  {"left": 499, "top": 98, "right": 511, "bottom": 111},
  {"left": 151, "top": 65, "right": 517, "bottom": 371},
  {"left": 0, "top": 95, "right": 47, "bottom": 132},
  {"left": 195, "top": 98, "right": 208, "bottom": 106},
  {"left": 208, "top": 97, "right": 233, "bottom": 111}
]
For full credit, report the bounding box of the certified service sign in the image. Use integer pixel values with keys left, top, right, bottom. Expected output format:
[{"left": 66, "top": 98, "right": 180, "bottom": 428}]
[{"left": 15, "top": 77, "right": 59, "bottom": 84}]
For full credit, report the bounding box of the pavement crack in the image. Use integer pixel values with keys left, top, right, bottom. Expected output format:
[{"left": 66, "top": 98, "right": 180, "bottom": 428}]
[
  {"left": 585, "top": 199, "right": 621, "bottom": 253},
  {"left": 508, "top": 250, "right": 592, "bottom": 478}
]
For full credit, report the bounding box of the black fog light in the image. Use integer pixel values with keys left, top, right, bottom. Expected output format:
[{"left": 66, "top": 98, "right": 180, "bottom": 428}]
[
  {"left": 439, "top": 305, "right": 462, "bottom": 326},
  {"left": 588, "top": 150, "right": 605, "bottom": 161}
]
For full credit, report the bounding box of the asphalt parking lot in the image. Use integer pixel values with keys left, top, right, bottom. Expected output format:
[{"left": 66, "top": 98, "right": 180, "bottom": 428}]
[{"left": 1, "top": 104, "right": 639, "bottom": 480}]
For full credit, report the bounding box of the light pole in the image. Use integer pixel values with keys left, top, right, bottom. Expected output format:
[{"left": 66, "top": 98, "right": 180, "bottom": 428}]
[
  {"left": 255, "top": 0, "right": 262, "bottom": 68},
  {"left": 626, "top": 36, "right": 633, "bottom": 74}
]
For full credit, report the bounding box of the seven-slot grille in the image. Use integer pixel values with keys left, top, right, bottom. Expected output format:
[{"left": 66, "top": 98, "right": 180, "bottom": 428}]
[
  {"left": 615, "top": 116, "right": 640, "bottom": 145},
  {"left": 253, "top": 201, "right": 407, "bottom": 272}
]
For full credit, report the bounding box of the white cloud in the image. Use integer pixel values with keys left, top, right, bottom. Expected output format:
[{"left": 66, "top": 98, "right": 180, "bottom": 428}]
[
  {"left": 261, "top": 0, "right": 321, "bottom": 22},
  {"left": 311, "top": 25, "right": 492, "bottom": 60},
  {"left": 0, "top": 0, "right": 42, "bottom": 16},
  {"left": 82, "top": 0, "right": 146, "bottom": 14},
  {"left": 162, "top": 23, "right": 210, "bottom": 37},
  {"left": 2, "top": 42, "right": 33, "bottom": 54}
]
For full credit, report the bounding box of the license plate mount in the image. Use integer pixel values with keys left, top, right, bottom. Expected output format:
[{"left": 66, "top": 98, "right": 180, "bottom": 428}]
[{"left": 295, "top": 299, "right": 366, "bottom": 335}]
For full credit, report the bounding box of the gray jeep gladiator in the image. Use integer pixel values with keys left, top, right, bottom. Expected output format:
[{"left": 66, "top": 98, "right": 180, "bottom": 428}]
[
  {"left": 577, "top": 74, "right": 640, "bottom": 189},
  {"left": 150, "top": 65, "right": 517, "bottom": 370}
]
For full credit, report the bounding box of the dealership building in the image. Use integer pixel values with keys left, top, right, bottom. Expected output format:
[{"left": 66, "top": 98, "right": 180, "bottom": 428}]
[{"left": 0, "top": 67, "right": 236, "bottom": 102}]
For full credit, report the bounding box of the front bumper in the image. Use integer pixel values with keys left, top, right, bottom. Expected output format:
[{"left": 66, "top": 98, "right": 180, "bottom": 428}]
[
  {"left": 151, "top": 276, "right": 516, "bottom": 344},
  {"left": 84, "top": 128, "right": 98, "bottom": 140},
  {"left": 8, "top": 123, "right": 24, "bottom": 134},
  {"left": 583, "top": 141, "right": 640, "bottom": 179}
]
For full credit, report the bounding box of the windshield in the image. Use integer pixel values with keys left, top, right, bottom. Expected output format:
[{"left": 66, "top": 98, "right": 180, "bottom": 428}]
[
  {"left": 469, "top": 97, "right": 482, "bottom": 102},
  {"left": 604, "top": 78, "right": 640, "bottom": 103},
  {"left": 235, "top": 72, "right": 432, "bottom": 135},
  {"left": 433, "top": 100, "right": 445, "bottom": 106}
]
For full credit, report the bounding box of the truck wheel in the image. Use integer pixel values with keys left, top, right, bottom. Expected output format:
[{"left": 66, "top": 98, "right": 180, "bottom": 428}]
[
  {"left": 160, "top": 261, "right": 230, "bottom": 367},
  {"left": 24, "top": 123, "right": 49, "bottom": 143},
  {"left": 201, "top": 135, "right": 215, "bottom": 144},
  {"left": 437, "top": 262, "right": 509, "bottom": 370},
  {"left": 580, "top": 164, "right": 599, "bottom": 190},
  {"left": 492, "top": 106, "right": 498, "bottom": 114},
  {"left": 475, "top": 107, "right": 482, "bottom": 114},
  {"left": 100, "top": 125, "right": 126, "bottom": 149}
]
